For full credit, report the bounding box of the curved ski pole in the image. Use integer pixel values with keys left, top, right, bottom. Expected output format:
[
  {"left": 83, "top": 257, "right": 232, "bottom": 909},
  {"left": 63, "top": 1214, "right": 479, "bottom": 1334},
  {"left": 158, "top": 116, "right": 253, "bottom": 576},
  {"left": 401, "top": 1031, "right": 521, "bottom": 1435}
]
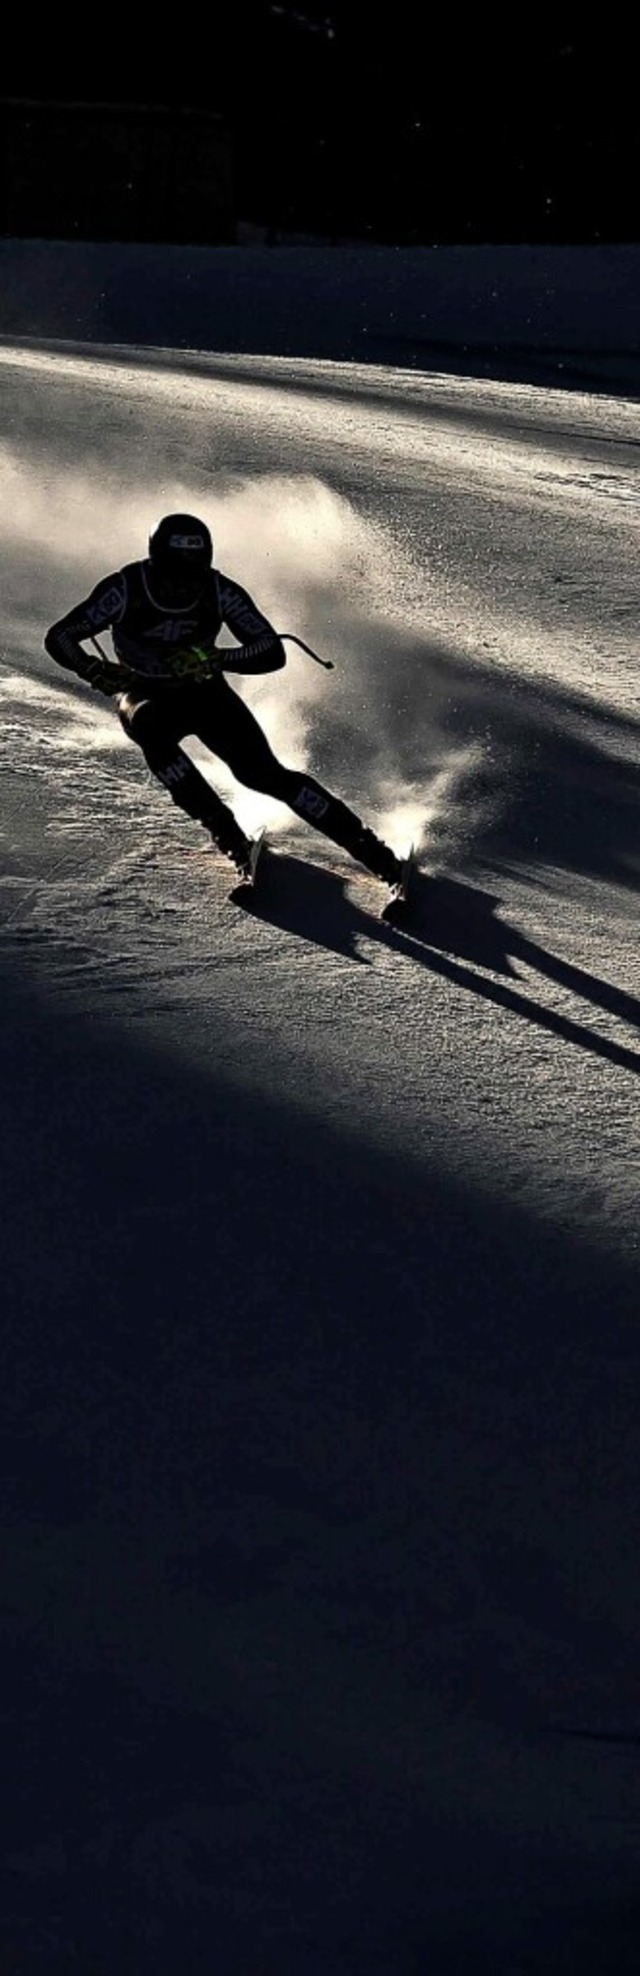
[
  {"left": 278, "top": 634, "right": 335, "bottom": 671},
  {"left": 92, "top": 631, "right": 335, "bottom": 675}
]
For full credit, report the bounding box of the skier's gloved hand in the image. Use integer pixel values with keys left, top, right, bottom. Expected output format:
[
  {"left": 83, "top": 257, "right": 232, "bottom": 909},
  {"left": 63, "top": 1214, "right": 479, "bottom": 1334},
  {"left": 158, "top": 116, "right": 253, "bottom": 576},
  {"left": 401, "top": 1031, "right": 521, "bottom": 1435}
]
[
  {"left": 194, "top": 651, "right": 226, "bottom": 682},
  {"left": 84, "top": 656, "right": 126, "bottom": 696}
]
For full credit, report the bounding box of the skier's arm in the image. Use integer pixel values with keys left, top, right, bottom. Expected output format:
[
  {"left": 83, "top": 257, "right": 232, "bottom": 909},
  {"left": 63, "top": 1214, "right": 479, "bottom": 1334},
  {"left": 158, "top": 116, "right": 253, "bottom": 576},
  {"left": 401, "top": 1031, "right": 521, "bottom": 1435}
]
[
  {"left": 214, "top": 576, "right": 286, "bottom": 675},
  {"left": 44, "top": 575, "right": 128, "bottom": 692}
]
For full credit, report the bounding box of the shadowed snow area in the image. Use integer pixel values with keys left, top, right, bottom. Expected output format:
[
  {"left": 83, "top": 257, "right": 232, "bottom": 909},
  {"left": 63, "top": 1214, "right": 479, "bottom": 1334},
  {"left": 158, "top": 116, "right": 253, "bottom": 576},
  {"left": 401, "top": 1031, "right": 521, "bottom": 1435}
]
[{"left": 0, "top": 270, "right": 639, "bottom": 1973}]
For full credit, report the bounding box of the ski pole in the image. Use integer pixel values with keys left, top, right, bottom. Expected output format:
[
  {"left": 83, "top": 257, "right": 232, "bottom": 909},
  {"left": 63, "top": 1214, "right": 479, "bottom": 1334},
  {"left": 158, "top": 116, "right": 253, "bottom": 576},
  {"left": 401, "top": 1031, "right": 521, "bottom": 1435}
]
[
  {"left": 278, "top": 634, "right": 335, "bottom": 670},
  {"left": 92, "top": 632, "right": 334, "bottom": 672}
]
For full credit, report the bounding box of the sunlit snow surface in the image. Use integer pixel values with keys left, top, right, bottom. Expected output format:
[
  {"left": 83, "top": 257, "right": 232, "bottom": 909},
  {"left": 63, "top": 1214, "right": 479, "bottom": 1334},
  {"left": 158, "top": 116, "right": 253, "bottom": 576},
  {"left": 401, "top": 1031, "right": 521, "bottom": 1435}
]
[{"left": 1, "top": 337, "right": 639, "bottom": 1973}]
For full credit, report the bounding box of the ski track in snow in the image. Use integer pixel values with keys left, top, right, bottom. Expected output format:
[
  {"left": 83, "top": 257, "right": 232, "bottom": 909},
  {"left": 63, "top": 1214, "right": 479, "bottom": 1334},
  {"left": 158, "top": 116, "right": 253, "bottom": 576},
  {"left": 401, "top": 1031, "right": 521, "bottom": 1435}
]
[{"left": 1, "top": 335, "right": 639, "bottom": 1971}]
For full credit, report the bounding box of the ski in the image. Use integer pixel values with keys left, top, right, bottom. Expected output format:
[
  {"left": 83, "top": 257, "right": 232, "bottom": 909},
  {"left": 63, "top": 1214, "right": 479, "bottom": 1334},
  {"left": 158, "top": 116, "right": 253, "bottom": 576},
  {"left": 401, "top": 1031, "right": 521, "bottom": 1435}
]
[
  {"left": 380, "top": 845, "right": 416, "bottom": 920},
  {"left": 230, "top": 827, "right": 267, "bottom": 894},
  {"left": 247, "top": 827, "right": 267, "bottom": 884}
]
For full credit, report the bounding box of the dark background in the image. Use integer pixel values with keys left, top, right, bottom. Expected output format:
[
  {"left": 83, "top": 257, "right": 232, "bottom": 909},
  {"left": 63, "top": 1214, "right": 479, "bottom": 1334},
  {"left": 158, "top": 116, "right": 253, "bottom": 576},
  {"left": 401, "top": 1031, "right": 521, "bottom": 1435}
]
[{"left": 1, "top": 6, "right": 638, "bottom": 245}]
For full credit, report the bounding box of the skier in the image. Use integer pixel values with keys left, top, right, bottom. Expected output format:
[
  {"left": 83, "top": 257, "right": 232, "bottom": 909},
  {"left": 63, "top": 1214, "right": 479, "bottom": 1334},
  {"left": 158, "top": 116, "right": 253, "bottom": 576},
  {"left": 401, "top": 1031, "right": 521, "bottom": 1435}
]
[{"left": 44, "top": 511, "right": 403, "bottom": 887}]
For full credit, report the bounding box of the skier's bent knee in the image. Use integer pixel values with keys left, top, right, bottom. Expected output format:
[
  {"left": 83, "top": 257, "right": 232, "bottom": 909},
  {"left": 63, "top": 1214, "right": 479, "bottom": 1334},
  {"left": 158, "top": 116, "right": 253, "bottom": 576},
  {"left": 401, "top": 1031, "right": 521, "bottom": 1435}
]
[{"left": 119, "top": 697, "right": 161, "bottom": 749}]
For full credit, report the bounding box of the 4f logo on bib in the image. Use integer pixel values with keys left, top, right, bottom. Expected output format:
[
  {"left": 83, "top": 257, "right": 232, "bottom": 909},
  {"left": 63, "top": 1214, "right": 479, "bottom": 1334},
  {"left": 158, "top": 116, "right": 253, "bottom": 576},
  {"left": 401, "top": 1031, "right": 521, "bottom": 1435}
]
[{"left": 146, "top": 618, "right": 198, "bottom": 643}]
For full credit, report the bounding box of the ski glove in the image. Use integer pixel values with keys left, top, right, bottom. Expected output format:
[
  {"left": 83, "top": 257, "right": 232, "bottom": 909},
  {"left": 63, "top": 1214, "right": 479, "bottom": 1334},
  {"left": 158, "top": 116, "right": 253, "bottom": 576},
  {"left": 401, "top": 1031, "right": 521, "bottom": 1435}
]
[
  {"left": 84, "top": 656, "right": 128, "bottom": 696},
  {"left": 191, "top": 650, "right": 226, "bottom": 682}
]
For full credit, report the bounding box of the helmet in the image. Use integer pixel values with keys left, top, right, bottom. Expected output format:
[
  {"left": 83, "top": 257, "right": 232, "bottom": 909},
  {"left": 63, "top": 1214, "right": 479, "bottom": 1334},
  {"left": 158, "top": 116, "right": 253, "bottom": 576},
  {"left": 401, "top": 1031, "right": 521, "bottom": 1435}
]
[{"left": 148, "top": 512, "right": 213, "bottom": 589}]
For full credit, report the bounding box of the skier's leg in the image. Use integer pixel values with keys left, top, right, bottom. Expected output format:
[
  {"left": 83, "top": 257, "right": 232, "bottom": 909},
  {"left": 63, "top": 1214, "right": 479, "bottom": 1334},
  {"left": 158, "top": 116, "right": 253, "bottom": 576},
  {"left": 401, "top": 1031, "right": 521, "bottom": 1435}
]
[
  {"left": 196, "top": 683, "right": 401, "bottom": 882},
  {"left": 286, "top": 774, "right": 401, "bottom": 882},
  {"left": 118, "top": 692, "right": 252, "bottom": 871}
]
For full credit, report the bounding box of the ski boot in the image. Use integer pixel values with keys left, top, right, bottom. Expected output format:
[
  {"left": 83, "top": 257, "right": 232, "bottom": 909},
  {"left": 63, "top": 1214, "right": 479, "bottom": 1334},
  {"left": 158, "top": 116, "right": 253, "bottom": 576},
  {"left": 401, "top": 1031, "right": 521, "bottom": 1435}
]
[
  {"left": 208, "top": 816, "right": 254, "bottom": 882},
  {"left": 351, "top": 826, "right": 404, "bottom": 889}
]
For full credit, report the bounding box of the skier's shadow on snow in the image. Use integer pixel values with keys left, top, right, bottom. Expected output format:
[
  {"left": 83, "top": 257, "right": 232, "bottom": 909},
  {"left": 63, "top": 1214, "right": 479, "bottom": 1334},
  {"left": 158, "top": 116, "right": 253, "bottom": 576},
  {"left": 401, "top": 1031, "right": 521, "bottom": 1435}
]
[{"left": 233, "top": 849, "right": 640, "bottom": 1076}]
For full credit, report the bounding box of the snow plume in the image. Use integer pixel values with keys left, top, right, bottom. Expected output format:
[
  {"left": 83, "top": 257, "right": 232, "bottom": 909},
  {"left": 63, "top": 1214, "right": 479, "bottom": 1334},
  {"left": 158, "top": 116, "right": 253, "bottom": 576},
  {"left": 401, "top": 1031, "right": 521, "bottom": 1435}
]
[
  {"left": 374, "top": 742, "right": 487, "bottom": 863},
  {"left": 210, "top": 471, "right": 393, "bottom": 617},
  {"left": 191, "top": 472, "right": 398, "bottom": 833},
  {"left": 0, "top": 666, "right": 128, "bottom": 760},
  {"left": 1, "top": 426, "right": 478, "bottom": 852},
  {"left": 0, "top": 443, "right": 152, "bottom": 582},
  {"left": 0, "top": 442, "right": 386, "bottom": 831},
  {"left": 208, "top": 475, "right": 497, "bottom": 856}
]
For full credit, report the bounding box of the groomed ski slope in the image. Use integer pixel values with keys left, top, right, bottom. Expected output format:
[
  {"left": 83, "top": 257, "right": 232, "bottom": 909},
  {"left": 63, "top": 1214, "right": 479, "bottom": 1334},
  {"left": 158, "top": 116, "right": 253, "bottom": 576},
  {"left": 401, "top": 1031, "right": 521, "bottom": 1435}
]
[{"left": 1, "top": 326, "right": 638, "bottom": 1973}]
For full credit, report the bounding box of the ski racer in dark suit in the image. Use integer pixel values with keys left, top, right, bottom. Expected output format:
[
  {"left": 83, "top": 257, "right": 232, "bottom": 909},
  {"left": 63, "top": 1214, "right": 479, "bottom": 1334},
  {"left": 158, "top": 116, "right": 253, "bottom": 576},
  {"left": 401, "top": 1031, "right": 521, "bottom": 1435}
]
[{"left": 44, "top": 511, "right": 402, "bottom": 885}]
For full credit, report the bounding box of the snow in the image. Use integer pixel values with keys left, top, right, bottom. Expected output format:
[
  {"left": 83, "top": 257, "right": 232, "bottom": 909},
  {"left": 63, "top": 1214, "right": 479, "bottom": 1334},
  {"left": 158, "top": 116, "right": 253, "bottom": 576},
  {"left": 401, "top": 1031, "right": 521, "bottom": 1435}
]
[
  {"left": 0, "top": 242, "right": 639, "bottom": 1973},
  {"left": 1, "top": 237, "right": 640, "bottom": 392}
]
